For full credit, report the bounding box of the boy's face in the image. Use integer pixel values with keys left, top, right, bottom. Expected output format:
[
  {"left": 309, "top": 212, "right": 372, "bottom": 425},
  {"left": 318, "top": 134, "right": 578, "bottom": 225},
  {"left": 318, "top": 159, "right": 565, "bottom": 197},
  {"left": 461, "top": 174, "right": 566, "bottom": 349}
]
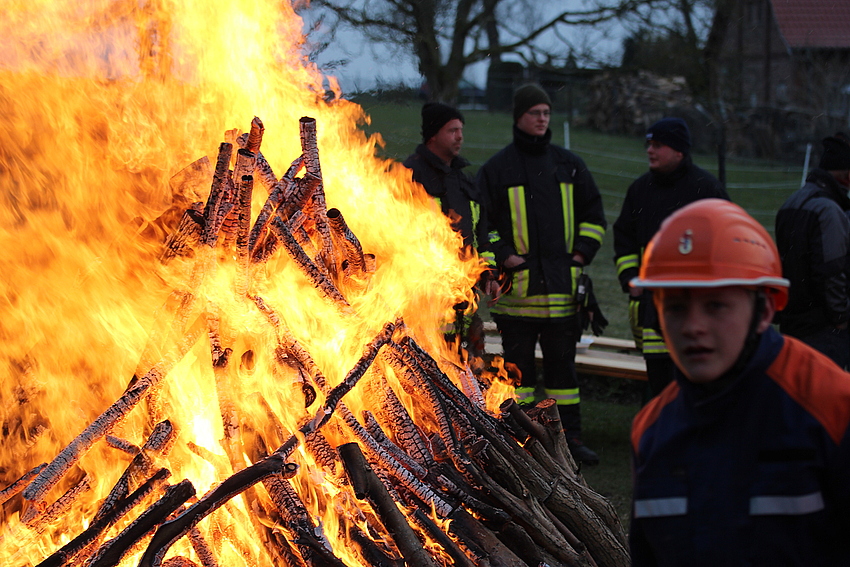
[
  {"left": 516, "top": 103, "right": 550, "bottom": 137},
  {"left": 656, "top": 286, "right": 773, "bottom": 384}
]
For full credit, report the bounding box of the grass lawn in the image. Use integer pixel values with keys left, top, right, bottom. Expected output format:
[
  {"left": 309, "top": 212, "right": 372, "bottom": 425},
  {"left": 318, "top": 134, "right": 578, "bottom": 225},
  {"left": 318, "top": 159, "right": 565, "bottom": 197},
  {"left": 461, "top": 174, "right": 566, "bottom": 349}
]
[{"left": 354, "top": 96, "right": 806, "bottom": 531}]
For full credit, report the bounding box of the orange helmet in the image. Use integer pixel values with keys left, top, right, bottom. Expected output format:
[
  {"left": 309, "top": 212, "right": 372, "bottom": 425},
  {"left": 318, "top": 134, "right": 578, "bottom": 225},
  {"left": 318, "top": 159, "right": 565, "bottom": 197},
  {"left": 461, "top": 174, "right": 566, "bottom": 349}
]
[{"left": 631, "top": 199, "right": 789, "bottom": 310}]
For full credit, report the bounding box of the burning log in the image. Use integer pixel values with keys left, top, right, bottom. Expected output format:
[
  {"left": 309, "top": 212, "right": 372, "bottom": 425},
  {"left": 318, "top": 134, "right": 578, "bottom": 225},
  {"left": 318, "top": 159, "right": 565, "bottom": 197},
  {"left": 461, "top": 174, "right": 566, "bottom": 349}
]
[
  {"left": 269, "top": 215, "right": 351, "bottom": 311},
  {"left": 201, "top": 142, "right": 234, "bottom": 248},
  {"left": 36, "top": 468, "right": 172, "bottom": 567},
  {"left": 339, "top": 443, "right": 440, "bottom": 567},
  {"left": 87, "top": 480, "right": 197, "bottom": 567},
  {"left": 297, "top": 116, "right": 339, "bottom": 278},
  {"left": 326, "top": 207, "right": 367, "bottom": 277}
]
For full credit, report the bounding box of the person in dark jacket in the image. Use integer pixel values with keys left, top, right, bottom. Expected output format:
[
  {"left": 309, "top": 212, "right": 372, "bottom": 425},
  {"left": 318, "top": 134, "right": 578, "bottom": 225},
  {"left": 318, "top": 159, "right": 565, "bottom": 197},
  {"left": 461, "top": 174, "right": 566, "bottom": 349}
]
[
  {"left": 630, "top": 199, "right": 850, "bottom": 566},
  {"left": 477, "top": 84, "right": 607, "bottom": 465},
  {"left": 613, "top": 117, "right": 728, "bottom": 397},
  {"left": 403, "top": 102, "right": 496, "bottom": 357},
  {"left": 775, "top": 133, "right": 850, "bottom": 369}
]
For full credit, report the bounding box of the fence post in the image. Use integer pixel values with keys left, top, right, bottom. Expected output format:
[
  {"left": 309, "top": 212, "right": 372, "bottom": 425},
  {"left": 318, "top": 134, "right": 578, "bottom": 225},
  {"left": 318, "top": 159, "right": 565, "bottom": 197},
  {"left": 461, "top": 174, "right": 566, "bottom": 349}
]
[
  {"left": 801, "top": 142, "right": 812, "bottom": 187},
  {"left": 563, "top": 121, "right": 570, "bottom": 150}
]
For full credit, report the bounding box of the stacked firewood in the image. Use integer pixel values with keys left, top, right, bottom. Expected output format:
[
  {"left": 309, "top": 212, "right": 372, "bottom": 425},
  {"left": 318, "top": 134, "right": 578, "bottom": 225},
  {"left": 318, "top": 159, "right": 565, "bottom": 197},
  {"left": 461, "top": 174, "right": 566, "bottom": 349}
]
[{"left": 4, "top": 117, "right": 629, "bottom": 567}]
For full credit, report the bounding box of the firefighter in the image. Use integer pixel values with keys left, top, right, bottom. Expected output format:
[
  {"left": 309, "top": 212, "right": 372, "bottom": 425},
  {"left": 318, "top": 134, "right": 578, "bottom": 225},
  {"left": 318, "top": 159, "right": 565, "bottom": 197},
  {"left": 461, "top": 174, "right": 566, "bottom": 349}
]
[{"left": 478, "top": 84, "right": 607, "bottom": 465}]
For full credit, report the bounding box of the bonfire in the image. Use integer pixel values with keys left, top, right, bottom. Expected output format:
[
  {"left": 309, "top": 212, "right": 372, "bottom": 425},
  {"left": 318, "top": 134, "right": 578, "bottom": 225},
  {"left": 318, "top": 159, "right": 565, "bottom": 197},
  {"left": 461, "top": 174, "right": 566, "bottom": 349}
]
[{"left": 0, "top": 1, "right": 628, "bottom": 566}]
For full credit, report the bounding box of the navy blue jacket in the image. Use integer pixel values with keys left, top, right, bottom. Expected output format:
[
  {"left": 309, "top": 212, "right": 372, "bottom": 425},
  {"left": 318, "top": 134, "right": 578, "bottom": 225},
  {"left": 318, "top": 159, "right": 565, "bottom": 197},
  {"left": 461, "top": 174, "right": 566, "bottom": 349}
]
[{"left": 630, "top": 327, "right": 850, "bottom": 566}]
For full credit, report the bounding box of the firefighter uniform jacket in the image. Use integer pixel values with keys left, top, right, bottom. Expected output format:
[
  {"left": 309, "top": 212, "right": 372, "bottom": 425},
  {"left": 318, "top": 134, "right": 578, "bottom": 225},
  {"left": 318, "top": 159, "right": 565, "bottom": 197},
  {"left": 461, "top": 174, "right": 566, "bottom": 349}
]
[
  {"left": 775, "top": 167, "right": 850, "bottom": 338},
  {"left": 630, "top": 327, "right": 850, "bottom": 566},
  {"left": 613, "top": 156, "right": 727, "bottom": 354},
  {"left": 403, "top": 144, "right": 488, "bottom": 255},
  {"left": 478, "top": 126, "right": 606, "bottom": 320}
]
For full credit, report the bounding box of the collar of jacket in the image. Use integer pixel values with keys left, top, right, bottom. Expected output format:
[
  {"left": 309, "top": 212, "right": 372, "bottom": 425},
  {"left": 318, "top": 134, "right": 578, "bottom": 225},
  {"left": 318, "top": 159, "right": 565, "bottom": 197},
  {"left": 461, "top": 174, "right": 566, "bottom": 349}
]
[
  {"left": 512, "top": 125, "right": 552, "bottom": 156},
  {"left": 649, "top": 153, "right": 693, "bottom": 186},
  {"left": 415, "top": 143, "right": 470, "bottom": 172},
  {"left": 805, "top": 167, "right": 850, "bottom": 210}
]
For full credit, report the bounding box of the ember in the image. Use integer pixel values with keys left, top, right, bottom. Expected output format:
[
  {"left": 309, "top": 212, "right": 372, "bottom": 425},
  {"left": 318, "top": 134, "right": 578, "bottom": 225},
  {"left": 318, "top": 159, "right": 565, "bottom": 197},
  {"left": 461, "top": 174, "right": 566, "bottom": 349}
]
[{"left": 0, "top": 1, "right": 628, "bottom": 566}]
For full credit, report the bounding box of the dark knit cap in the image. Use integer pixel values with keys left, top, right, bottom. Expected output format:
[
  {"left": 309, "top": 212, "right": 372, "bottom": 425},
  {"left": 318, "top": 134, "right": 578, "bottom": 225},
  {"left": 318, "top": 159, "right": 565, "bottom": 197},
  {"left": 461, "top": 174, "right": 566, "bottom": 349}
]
[
  {"left": 421, "top": 102, "right": 464, "bottom": 143},
  {"left": 646, "top": 117, "right": 691, "bottom": 154},
  {"left": 819, "top": 133, "right": 850, "bottom": 171},
  {"left": 513, "top": 84, "right": 552, "bottom": 123}
]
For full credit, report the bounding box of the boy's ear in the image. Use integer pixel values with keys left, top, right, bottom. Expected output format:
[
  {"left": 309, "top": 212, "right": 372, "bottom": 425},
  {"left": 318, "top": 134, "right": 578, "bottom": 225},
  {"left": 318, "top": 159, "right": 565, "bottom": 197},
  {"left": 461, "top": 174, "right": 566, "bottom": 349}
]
[{"left": 757, "top": 292, "right": 777, "bottom": 334}]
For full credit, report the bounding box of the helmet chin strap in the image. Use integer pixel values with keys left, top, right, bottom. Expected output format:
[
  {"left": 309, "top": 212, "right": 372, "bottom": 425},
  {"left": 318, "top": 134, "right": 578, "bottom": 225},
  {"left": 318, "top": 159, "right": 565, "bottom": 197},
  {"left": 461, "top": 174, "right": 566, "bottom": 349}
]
[{"left": 720, "top": 290, "right": 767, "bottom": 381}]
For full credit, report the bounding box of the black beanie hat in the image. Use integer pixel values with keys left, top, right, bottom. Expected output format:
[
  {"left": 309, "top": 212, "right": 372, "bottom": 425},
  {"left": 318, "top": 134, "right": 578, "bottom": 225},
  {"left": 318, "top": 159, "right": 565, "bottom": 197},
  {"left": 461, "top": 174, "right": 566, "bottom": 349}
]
[
  {"left": 421, "top": 102, "right": 464, "bottom": 143},
  {"left": 819, "top": 133, "right": 850, "bottom": 171},
  {"left": 513, "top": 84, "right": 552, "bottom": 122},
  {"left": 646, "top": 117, "right": 691, "bottom": 154}
]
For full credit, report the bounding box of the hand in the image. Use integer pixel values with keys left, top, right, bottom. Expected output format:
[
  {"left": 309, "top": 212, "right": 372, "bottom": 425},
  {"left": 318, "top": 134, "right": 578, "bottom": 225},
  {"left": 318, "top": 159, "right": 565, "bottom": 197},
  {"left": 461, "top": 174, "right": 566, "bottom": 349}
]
[
  {"left": 503, "top": 254, "right": 526, "bottom": 269},
  {"left": 629, "top": 287, "right": 643, "bottom": 298},
  {"left": 484, "top": 278, "right": 502, "bottom": 306}
]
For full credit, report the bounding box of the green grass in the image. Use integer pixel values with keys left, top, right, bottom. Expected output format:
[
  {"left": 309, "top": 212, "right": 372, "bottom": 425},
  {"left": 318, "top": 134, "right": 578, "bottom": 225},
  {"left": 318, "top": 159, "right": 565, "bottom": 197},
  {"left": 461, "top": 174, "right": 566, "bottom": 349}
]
[{"left": 357, "top": 99, "right": 804, "bottom": 531}]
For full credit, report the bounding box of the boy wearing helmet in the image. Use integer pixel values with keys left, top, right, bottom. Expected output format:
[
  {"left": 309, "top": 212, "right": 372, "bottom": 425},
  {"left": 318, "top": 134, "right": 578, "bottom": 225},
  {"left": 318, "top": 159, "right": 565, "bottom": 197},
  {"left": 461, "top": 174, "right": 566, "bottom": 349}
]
[{"left": 629, "top": 199, "right": 850, "bottom": 566}]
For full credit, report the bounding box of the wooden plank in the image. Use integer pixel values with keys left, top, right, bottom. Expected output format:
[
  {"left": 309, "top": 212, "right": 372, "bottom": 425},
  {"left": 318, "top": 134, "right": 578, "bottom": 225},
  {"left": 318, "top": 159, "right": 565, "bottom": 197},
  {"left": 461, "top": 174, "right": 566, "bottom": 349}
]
[{"left": 483, "top": 333, "right": 647, "bottom": 381}]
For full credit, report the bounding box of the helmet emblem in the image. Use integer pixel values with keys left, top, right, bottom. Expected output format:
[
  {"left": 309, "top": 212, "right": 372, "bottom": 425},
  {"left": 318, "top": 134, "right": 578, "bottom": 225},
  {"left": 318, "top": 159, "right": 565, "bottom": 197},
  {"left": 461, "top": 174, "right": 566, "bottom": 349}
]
[{"left": 678, "top": 229, "right": 693, "bottom": 255}]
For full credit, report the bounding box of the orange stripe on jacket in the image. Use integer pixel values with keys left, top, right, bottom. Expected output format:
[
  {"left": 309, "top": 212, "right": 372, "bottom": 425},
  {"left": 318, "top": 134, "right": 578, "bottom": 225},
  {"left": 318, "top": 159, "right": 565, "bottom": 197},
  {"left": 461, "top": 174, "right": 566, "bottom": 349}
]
[
  {"left": 767, "top": 336, "right": 850, "bottom": 445},
  {"left": 631, "top": 382, "right": 680, "bottom": 454}
]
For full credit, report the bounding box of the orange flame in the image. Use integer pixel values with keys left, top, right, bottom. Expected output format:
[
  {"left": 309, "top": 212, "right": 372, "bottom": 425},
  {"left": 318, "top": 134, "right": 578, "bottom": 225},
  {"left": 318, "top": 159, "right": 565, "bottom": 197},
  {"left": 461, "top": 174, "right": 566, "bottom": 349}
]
[{"left": 0, "top": 0, "right": 513, "bottom": 565}]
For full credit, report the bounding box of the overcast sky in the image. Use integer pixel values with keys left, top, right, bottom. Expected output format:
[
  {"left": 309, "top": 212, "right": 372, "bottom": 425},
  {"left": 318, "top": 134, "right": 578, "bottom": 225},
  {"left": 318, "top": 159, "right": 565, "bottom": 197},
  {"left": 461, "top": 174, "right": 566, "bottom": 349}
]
[{"left": 300, "top": 4, "right": 632, "bottom": 95}]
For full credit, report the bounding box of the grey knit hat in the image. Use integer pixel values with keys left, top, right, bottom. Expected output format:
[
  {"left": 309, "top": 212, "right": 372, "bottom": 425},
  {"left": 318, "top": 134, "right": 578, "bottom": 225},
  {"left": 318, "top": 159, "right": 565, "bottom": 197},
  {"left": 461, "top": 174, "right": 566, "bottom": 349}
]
[{"left": 513, "top": 84, "right": 551, "bottom": 123}]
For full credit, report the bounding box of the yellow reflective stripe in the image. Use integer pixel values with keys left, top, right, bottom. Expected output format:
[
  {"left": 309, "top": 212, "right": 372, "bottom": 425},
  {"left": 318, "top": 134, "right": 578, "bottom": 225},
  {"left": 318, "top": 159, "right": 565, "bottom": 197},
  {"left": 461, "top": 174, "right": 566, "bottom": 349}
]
[
  {"left": 508, "top": 186, "right": 529, "bottom": 255},
  {"left": 629, "top": 299, "right": 644, "bottom": 348},
  {"left": 642, "top": 328, "right": 669, "bottom": 354},
  {"left": 470, "top": 201, "right": 480, "bottom": 249},
  {"left": 616, "top": 254, "right": 640, "bottom": 276},
  {"left": 491, "top": 301, "right": 578, "bottom": 318},
  {"left": 560, "top": 183, "right": 574, "bottom": 253},
  {"left": 480, "top": 250, "right": 496, "bottom": 266},
  {"left": 545, "top": 387, "right": 580, "bottom": 405},
  {"left": 514, "top": 387, "right": 536, "bottom": 403},
  {"left": 579, "top": 222, "right": 605, "bottom": 244}
]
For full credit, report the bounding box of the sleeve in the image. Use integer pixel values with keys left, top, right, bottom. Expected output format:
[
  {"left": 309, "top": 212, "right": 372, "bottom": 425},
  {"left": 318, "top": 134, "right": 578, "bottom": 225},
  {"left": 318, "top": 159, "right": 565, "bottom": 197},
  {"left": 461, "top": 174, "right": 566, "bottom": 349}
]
[
  {"left": 811, "top": 201, "right": 850, "bottom": 325},
  {"left": 613, "top": 182, "right": 641, "bottom": 292},
  {"left": 570, "top": 156, "right": 607, "bottom": 265},
  {"left": 476, "top": 160, "right": 518, "bottom": 268}
]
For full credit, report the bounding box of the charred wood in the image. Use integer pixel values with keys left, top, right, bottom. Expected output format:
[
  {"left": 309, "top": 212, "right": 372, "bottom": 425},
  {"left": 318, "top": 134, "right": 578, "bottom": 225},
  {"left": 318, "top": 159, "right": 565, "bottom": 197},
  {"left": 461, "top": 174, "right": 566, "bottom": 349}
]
[
  {"left": 36, "top": 468, "right": 171, "bottom": 567},
  {"left": 0, "top": 463, "right": 45, "bottom": 506},
  {"left": 326, "top": 208, "right": 365, "bottom": 275},
  {"left": 338, "top": 443, "right": 439, "bottom": 567},
  {"left": 88, "top": 479, "right": 196, "bottom": 567},
  {"left": 268, "top": 216, "right": 350, "bottom": 310}
]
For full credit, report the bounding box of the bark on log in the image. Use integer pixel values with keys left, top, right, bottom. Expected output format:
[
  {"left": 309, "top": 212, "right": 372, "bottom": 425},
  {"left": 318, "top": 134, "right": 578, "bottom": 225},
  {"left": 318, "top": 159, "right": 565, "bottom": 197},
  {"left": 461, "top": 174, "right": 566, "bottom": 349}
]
[
  {"left": 0, "top": 463, "right": 45, "bottom": 506},
  {"left": 36, "top": 468, "right": 172, "bottom": 567},
  {"left": 245, "top": 116, "right": 264, "bottom": 154},
  {"left": 338, "top": 443, "right": 440, "bottom": 567},
  {"left": 160, "top": 206, "right": 204, "bottom": 263},
  {"left": 326, "top": 208, "right": 365, "bottom": 275},
  {"left": 87, "top": 480, "right": 196, "bottom": 567},
  {"left": 298, "top": 117, "right": 335, "bottom": 268},
  {"left": 201, "top": 142, "right": 233, "bottom": 247}
]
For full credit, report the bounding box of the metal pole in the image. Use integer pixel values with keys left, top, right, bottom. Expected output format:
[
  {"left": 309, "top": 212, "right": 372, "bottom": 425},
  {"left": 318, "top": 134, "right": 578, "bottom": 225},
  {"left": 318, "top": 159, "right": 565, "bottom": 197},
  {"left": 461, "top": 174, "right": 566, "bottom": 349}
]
[
  {"left": 563, "top": 121, "right": 570, "bottom": 150},
  {"left": 801, "top": 142, "right": 812, "bottom": 187}
]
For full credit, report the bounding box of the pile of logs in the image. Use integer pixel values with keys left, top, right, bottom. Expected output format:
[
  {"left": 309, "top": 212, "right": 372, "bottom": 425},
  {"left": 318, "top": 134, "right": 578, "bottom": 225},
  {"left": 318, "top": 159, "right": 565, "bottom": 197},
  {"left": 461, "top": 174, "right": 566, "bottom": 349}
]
[
  {"left": 585, "top": 70, "right": 693, "bottom": 137},
  {"left": 3, "top": 116, "right": 629, "bottom": 567}
]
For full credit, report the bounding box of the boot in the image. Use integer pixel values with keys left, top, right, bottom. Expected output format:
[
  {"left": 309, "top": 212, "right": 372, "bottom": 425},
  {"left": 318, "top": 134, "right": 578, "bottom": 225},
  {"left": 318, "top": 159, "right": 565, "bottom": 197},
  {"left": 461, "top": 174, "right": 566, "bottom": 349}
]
[
  {"left": 558, "top": 404, "right": 600, "bottom": 465},
  {"left": 566, "top": 437, "right": 600, "bottom": 466}
]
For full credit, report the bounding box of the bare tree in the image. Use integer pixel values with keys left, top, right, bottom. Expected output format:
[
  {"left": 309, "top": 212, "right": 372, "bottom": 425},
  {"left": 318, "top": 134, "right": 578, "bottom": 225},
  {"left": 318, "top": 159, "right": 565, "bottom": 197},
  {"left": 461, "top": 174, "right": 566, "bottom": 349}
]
[{"left": 300, "top": 0, "right": 649, "bottom": 102}]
